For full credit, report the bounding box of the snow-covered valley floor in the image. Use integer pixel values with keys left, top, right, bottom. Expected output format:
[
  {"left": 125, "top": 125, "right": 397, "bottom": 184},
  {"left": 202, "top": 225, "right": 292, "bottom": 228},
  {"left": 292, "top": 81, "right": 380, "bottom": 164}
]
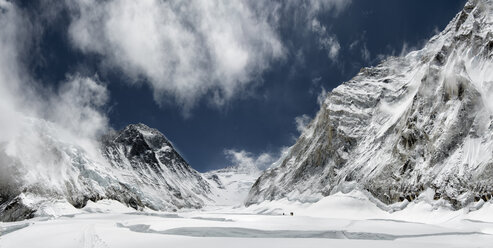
[{"left": 1, "top": 191, "right": 493, "bottom": 248}]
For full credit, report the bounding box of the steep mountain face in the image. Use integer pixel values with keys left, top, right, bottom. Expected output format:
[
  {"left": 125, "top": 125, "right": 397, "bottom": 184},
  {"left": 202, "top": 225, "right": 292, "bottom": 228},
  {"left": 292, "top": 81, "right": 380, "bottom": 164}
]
[
  {"left": 204, "top": 164, "right": 262, "bottom": 206},
  {"left": 247, "top": 0, "right": 493, "bottom": 208},
  {"left": 0, "top": 121, "right": 212, "bottom": 221},
  {"left": 102, "top": 124, "right": 213, "bottom": 210}
]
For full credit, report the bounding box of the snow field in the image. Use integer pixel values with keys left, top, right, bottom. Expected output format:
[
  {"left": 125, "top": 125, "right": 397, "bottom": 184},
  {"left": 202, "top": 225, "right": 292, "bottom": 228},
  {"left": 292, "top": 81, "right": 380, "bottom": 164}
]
[{"left": 1, "top": 191, "right": 493, "bottom": 247}]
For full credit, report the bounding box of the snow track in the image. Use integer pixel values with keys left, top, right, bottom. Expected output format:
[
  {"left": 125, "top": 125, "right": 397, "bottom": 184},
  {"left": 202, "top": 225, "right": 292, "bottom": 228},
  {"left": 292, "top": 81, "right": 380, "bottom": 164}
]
[{"left": 80, "top": 224, "right": 108, "bottom": 248}]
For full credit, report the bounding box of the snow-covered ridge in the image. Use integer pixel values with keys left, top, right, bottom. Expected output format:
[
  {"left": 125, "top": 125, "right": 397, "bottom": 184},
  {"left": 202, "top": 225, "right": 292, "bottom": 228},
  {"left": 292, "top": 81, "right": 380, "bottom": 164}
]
[
  {"left": 204, "top": 164, "right": 262, "bottom": 207},
  {"left": 247, "top": 0, "right": 493, "bottom": 208},
  {"left": 101, "top": 123, "right": 213, "bottom": 210},
  {"left": 0, "top": 120, "right": 214, "bottom": 221}
]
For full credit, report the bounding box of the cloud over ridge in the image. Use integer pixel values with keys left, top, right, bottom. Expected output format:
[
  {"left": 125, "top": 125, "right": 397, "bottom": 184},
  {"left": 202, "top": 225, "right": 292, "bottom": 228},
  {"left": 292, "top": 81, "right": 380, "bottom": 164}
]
[
  {"left": 0, "top": 0, "right": 110, "bottom": 182},
  {"left": 0, "top": 0, "right": 352, "bottom": 183}
]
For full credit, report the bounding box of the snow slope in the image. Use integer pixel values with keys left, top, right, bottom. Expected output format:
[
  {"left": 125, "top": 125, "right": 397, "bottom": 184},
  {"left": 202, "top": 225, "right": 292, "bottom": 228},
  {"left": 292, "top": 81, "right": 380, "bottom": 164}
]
[
  {"left": 0, "top": 121, "right": 214, "bottom": 221},
  {"left": 204, "top": 164, "right": 262, "bottom": 206},
  {"left": 102, "top": 124, "right": 213, "bottom": 210},
  {"left": 1, "top": 192, "right": 493, "bottom": 248},
  {"left": 0, "top": 118, "right": 268, "bottom": 222},
  {"left": 247, "top": 0, "right": 493, "bottom": 208}
]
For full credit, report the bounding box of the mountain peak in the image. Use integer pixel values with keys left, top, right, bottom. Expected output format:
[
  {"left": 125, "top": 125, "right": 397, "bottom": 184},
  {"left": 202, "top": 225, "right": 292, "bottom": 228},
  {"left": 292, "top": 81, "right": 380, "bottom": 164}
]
[
  {"left": 121, "top": 123, "right": 164, "bottom": 139},
  {"left": 0, "top": 120, "right": 213, "bottom": 221}
]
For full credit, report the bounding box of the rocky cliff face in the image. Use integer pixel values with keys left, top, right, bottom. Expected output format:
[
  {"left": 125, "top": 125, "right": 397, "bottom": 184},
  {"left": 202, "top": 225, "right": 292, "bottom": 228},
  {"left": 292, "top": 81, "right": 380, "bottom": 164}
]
[
  {"left": 247, "top": 0, "right": 493, "bottom": 208},
  {"left": 102, "top": 124, "right": 212, "bottom": 210},
  {"left": 0, "top": 121, "right": 213, "bottom": 221}
]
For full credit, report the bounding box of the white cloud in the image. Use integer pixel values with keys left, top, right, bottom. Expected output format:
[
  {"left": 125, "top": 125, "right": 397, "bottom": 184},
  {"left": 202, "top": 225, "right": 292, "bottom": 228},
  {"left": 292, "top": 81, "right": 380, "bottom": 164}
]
[
  {"left": 317, "top": 86, "right": 328, "bottom": 106},
  {"left": 349, "top": 33, "right": 371, "bottom": 62},
  {"left": 399, "top": 42, "right": 413, "bottom": 57},
  {"left": 66, "top": 0, "right": 351, "bottom": 115},
  {"left": 0, "top": 0, "right": 353, "bottom": 192},
  {"left": 349, "top": 40, "right": 359, "bottom": 51},
  {"left": 224, "top": 149, "right": 277, "bottom": 171},
  {"left": 311, "top": 18, "right": 341, "bottom": 62},
  {"left": 312, "top": 0, "right": 351, "bottom": 15},
  {"left": 286, "top": 0, "right": 351, "bottom": 19},
  {"left": 295, "top": 114, "right": 312, "bottom": 134},
  {"left": 0, "top": 0, "right": 26, "bottom": 143},
  {"left": 292, "top": 1, "right": 351, "bottom": 63},
  {"left": 67, "top": 0, "right": 285, "bottom": 115},
  {"left": 0, "top": 1, "right": 110, "bottom": 183},
  {"left": 361, "top": 43, "right": 371, "bottom": 62},
  {"left": 375, "top": 42, "right": 420, "bottom": 63},
  {"left": 47, "top": 76, "right": 109, "bottom": 142}
]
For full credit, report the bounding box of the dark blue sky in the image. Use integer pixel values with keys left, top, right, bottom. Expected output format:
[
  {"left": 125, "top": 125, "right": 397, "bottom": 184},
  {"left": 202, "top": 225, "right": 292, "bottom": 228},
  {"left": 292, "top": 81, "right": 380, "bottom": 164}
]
[{"left": 22, "top": 0, "right": 466, "bottom": 172}]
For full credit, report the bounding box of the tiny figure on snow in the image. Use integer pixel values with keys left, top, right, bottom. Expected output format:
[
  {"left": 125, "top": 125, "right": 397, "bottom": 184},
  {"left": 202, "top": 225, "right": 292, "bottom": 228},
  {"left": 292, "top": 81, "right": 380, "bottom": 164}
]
[{"left": 290, "top": 212, "right": 294, "bottom": 216}]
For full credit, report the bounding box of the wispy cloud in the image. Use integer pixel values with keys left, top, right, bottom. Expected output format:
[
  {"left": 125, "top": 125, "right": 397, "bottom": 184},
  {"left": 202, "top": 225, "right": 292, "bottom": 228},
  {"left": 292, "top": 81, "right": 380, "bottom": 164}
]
[
  {"left": 295, "top": 114, "right": 312, "bottom": 134},
  {"left": 0, "top": 1, "right": 110, "bottom": 187},
  {"left": 311, "top": 19, "right": 341, "bottom": 62},
  {"left": 65, "top": 0, "right": 351, "bottom": 115},
  {"left": 0, "top": 1, "right": 30, "bottom": 140},
  {"left": 224, "top": 149, "right": 281, "bottom": 171},
  {"left": 349, "top": 32, "right": 371, "bottom": 62},
  {"left": 0, "top": 0, "right": 352, "bottom": 187},
  {"left": 286, "top": 0, "right": 351, "bottom": 19},
  {"left": 67, "top": 0, "right": 284, "bottom": 115},
  {"left": 317, "top": 86, "right": 328, "bottom": 106},
  {"left": 361, "top": 43, "right": 371, "bottom": 62}
]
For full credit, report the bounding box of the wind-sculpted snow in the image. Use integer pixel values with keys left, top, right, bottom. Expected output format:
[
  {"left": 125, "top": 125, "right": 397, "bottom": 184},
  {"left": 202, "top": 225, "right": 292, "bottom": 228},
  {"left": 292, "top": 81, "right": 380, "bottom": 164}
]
[
  {"left": 247, "top": 0, "right": 493, "bottom": 209},
  {"left": 0, "top": 122, "right": 213, "bottom": 221}
]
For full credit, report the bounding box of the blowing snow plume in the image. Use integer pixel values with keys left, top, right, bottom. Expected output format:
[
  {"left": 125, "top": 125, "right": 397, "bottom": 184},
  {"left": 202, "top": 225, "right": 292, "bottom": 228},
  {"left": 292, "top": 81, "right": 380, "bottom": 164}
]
[
  {"left": 0, "top": 1, "right": 217, "bottom": 219},
  {"left": 0, "top": 0, "right": 113, "bottom": 221},
  {"left": 0, "top": 0, "right": 353, "bottom": 222},
  {"left": 0, "top": 5, "right": 215, "bottom": 219}
]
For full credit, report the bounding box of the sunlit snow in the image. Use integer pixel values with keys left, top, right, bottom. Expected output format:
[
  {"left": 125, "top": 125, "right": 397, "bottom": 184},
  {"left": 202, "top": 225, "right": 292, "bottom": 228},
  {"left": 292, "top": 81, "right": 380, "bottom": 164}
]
[{"left": 1, "top": 191, "right": 492, "bottom": 247}]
